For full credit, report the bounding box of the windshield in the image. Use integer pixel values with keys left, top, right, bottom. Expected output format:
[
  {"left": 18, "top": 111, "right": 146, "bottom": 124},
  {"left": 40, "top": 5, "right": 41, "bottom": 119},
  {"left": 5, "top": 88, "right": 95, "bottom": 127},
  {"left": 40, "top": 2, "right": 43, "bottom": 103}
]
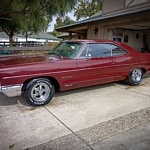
[{"left": 50, "top": 42, "right": 83, "bottom": 58}]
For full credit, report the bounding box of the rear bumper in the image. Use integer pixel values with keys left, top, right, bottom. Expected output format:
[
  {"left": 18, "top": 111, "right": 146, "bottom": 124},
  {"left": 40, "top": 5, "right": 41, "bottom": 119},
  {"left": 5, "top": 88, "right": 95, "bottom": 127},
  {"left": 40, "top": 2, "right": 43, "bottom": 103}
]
[{"left": 0, "top": 84, "right": 23, "bottom": 97}]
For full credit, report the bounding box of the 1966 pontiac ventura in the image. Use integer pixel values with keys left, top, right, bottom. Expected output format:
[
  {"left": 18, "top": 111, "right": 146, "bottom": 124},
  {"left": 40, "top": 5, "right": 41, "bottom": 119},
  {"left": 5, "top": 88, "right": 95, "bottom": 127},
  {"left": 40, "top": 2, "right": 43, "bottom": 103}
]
[{"left": 0, "top": 40, "right": 150, "bottom": 106}]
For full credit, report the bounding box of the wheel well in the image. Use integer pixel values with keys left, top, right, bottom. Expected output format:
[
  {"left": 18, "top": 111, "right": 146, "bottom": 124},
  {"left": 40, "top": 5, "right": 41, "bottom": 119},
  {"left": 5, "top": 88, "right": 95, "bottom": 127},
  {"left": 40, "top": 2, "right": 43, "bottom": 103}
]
[
  {"left": 141, "top": 68, "right": 147, "bottom": 74},
  {"left": 22, "top": 76, "right": 60, "bottom": 92},
  {"left": 130, "top": 68, "right": 147, "bottom": 74}
]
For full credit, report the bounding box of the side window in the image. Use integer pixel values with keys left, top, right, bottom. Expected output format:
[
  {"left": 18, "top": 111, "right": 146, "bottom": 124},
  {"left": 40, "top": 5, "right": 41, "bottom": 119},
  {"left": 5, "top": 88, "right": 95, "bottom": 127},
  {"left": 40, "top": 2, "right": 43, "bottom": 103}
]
[
  {"left": 80, "top": 43, "right": 111, "bottom": 58},
  {"left": 111, "top": 44, "right": 127, "bottom": 56}
]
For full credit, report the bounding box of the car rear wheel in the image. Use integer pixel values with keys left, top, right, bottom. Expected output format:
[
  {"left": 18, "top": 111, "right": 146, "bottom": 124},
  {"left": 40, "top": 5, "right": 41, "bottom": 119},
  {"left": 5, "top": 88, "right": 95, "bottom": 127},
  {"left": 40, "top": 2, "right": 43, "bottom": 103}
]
[
  {"left": 23, "top": 78, "right": 55, "bottom": 106},
  {"left": 125, "top": 68, "right": 143, "bottom": 85}
]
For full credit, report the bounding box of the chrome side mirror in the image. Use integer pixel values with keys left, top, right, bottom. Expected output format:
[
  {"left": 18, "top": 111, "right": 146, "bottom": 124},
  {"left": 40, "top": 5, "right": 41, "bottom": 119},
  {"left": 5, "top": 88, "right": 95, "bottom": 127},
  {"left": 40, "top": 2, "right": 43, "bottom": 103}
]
[{"left": 86, "top": 53, "right": 91, "bottom": 59}]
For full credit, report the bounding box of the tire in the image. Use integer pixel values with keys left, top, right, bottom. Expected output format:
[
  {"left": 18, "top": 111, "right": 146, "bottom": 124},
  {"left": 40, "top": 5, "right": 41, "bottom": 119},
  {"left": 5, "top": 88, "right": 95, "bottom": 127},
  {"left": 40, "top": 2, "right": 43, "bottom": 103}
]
[
  {"left": 23, "top": 78, "right": 55, "bottom": 106},
  {"left": 125, "top": 68, "right": 143, "bottom": 85}
]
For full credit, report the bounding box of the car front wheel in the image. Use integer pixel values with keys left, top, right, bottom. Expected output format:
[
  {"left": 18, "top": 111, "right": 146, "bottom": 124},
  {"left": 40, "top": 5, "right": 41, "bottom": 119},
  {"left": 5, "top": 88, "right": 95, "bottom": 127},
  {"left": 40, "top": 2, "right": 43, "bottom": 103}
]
[
  {"left": 23, "top": 78, "right": 55, "bottom": 106},
  {"left": 125, "top": 68, "right": 143, "bottom": 85}
]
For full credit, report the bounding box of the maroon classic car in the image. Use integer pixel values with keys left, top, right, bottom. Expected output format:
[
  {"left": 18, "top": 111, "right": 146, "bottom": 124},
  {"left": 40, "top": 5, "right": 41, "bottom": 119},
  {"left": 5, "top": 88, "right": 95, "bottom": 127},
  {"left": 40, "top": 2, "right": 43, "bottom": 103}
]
[{"left": 0, "top": 40, "right": 150, "bottom": 106}]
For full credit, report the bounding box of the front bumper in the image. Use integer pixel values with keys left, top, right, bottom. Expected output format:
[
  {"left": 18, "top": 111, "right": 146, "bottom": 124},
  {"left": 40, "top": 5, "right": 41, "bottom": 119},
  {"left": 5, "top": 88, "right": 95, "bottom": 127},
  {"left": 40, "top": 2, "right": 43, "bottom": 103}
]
[{"left": 0, "top": 84, "right": 23, "bottom": 97}]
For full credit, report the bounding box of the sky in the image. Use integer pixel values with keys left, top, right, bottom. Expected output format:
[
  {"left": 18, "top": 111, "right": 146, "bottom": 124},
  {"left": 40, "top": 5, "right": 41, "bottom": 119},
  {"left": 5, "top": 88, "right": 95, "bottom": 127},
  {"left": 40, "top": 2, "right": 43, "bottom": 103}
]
[{"left": 47, "top": 11, "right": 76, "bottom": 32}]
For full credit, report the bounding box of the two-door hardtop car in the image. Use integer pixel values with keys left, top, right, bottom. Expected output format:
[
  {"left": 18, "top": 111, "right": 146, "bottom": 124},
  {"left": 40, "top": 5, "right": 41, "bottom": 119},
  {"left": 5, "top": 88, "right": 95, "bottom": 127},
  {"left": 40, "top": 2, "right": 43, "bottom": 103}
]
[{"left": 0, "top": 40, "right": 150, "bottom": 106}]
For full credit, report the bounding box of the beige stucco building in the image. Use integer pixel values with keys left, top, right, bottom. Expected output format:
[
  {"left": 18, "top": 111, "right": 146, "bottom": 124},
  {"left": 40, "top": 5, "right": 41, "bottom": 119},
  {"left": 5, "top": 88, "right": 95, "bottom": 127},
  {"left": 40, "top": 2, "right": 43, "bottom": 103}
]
[{"left": 56, "top": 0, "right": 150, "bottom": 51}]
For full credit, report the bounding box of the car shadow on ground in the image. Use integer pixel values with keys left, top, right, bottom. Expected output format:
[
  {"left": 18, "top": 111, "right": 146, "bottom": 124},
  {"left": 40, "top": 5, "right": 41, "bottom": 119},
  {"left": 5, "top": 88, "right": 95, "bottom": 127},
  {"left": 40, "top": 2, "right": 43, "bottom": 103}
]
[
  {"left": 0, "top": 82, "right": 115, "bottom": 107},
  {"left": 0, "top": 93, "right": 31, "bottom": 107},
  {"left": 144, "top": 73, "right": 150, "bottom": 78},
  {"left": 54, "top": 82, "right": 115, "bottom": 97},
  {"left": 1, "top": 74, "right": 149, "bottom": 107}
]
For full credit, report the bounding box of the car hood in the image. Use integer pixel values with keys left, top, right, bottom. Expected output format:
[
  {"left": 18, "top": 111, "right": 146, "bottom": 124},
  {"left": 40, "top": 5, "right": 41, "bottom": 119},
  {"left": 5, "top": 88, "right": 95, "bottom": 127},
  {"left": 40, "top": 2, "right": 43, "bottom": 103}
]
[{"left": 0, "top": 54, "right": 61, "bottom": 68}]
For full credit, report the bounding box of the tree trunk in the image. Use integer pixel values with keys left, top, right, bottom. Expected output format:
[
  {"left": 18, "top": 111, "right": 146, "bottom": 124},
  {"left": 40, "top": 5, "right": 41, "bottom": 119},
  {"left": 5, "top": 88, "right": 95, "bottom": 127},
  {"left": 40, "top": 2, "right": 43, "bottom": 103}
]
[
  {"left": 4, "top": 30, "right": 14, "bottom": 47},
  {"left": 25, "top": 32, "right": 28, "bottom": 42},
  {"left": 9, "top": 34, "right": 13, "bottom": 47}
]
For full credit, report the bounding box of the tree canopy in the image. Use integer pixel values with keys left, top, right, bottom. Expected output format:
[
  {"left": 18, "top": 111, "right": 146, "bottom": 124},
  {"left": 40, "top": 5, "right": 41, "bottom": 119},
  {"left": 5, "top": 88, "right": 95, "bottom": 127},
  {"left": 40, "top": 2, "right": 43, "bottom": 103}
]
[
  {"left": 0, "top": 0, "right": 77, "bottom": 20},
  {"left": 74, "top": 0, "right": 102, "bottom": 21},
  {"left": 0, "top": 0, "right": 77, "bottom": 46}
]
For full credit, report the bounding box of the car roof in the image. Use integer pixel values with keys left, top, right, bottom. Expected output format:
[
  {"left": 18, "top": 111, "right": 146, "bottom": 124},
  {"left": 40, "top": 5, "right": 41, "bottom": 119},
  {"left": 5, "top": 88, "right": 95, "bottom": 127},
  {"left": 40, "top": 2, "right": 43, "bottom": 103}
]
[
  {"left": 64, "top": 39, "right": 139, "bottom": 54},
  {"left": 65, "top": 39, "right": 123, "bottom": 45}
]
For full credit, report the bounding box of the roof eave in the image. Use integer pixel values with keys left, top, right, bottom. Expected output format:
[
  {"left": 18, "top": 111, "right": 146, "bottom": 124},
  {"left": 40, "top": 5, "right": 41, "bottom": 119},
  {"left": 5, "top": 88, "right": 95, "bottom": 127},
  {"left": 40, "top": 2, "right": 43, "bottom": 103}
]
[{"left": 56, "top": 6, "right": 150, "bottom": 32}]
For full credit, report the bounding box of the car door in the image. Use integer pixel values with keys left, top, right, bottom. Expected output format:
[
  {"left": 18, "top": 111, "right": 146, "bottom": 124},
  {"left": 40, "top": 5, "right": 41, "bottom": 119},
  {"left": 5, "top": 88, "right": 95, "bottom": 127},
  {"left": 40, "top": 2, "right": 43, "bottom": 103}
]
[{"left": 76, "top": 43, "right": 116, "bottom": 87}]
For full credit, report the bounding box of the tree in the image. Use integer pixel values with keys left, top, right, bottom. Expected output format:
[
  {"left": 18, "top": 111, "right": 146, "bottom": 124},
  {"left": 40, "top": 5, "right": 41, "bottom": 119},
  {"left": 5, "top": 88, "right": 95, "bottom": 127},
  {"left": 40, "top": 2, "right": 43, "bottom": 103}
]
[
  {"left": 50, "top": 16, "right": 76, "bottom": 36},
  {"left": 0, "top": 0, "right": 77, "bottom": 20},
  {"left": 20, "top": 12, "right": 48, "bottom": 42},
  {"left": 0, "top": 0, "right": 77, "bottom": 46},
  {"left": 74, "top": 0, "right": 102, "bottom": 21},
  {"left": 0, "top": 13, "right": 21, "bottom": 46}
]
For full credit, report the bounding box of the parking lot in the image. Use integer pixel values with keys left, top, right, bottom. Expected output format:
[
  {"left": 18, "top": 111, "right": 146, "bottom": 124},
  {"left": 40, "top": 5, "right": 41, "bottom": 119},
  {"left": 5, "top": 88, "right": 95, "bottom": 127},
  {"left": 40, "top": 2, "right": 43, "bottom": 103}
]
[{"left": 0, "top": 75, "right": 150, "bottom": 150}]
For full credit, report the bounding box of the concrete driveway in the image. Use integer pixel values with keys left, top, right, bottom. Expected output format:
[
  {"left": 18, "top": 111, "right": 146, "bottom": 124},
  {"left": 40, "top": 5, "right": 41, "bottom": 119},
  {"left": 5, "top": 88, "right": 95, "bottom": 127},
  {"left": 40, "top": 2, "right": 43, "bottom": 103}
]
[{"left": 0, "top": 75, "right": 150, "bottom": 150}]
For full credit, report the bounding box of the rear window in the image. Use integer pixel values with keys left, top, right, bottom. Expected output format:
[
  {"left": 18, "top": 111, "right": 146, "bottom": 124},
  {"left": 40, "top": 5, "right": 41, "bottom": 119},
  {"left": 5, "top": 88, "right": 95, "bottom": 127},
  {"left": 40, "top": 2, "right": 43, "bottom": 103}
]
[{"left": 111, "top": 44, "right": 127, "bottom": 56}]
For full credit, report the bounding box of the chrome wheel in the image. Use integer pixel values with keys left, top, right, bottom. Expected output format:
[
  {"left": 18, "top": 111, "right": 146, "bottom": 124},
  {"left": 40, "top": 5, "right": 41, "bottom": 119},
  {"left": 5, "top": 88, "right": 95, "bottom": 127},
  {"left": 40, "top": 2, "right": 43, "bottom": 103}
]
[
  {"left": 125, "top": 68, "right": 143, "bottom": 85},
  {"left": 131, "top": 69, "right": 142, "bottom": 83},
  {"left": 23, "top": 78, "right": 55, "bottom": 106},
  {"left": 31, "top": 82, "right": 50, "bottom": 102}
]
